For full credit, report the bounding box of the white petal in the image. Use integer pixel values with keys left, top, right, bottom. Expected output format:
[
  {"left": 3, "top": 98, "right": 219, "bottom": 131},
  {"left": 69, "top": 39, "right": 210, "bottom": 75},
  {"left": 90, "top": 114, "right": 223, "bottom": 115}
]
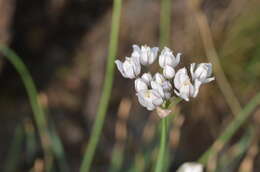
[
  {"left": 190, "top": 63, "right": 196, "bottom": 80},
  {"left": 136, "top": 92, "right": 149, "bottom": 109},
  {"left": 163, "top": 65, "right": 175, "bottom": 79},
  {"left": 151, "top": 81, "right": 164, "bottom": 98},
  {"left": 172, "top": 53, "right": 181, "bottom": 67},
  {"left": 123, "top": 59, "right": 135, "bottom": 79},
  {"left": 174, "top": 68, "right": 187, "bottom": 89},
  {"left": 141, "top": 73, "right": 152, "bottom": 85},
  {"left": 115, "top": 60, "right": 126, "bottom": 78},
  {"left": 132, "top": 56, "right": 141, "bottom": 76},
  {"left": 149, "top": 47, "right": 159, "bottom": 64},
  {"left": 204, "top": 77, "right": 215, "bottom": 83},
  {"left": 177, "top": 162, "right": 203, "bottom": 172},
  {"left": 193, "top": 79, "right": 202, "bottom": 98},
  {"left": 131, "top": 45, "right": 141, "bottom": 58},
  {"left": 135, "top": 78, "right": 148, "bottom": 92},
  {"left": 154, "top": 73, "right": 165, "bottom": 84}
]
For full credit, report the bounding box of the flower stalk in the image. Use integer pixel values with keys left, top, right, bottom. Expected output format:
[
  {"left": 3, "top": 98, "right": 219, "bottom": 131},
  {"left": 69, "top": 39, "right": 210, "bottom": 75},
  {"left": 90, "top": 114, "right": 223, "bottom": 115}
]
[
  {"left": 155, "top": 117, "right": 167, "bottom": 172},
  {"left": 79, "top": 0, "right": 122, "bottom": 171}
]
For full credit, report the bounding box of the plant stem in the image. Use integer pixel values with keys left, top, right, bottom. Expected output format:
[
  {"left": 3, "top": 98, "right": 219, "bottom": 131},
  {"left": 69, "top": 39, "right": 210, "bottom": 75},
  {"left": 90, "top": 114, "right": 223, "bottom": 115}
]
[
  {"left": 154, "top": 117, "right": 167, "bottom": 172},
  {"left": 198, "top": 92, "right": 260, "bottom": 164},
  {"left": 160, "top": 0, "right": 172, "bottom": 48},
  {"left": 79, "top": 0, "right": 122, "bottom": 171}
]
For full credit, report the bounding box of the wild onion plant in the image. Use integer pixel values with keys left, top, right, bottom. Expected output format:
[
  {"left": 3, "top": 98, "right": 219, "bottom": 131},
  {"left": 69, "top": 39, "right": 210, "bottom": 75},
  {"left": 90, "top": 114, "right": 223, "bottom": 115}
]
[{"left": 115, "top": 45, "right": 215, "bottom": 172}]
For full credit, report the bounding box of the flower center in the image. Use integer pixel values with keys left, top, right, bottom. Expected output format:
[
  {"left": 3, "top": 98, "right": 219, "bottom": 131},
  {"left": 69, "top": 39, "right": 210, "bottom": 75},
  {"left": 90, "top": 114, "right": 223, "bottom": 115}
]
[
  {"left": 183, "top": 79, "right": 191, "bottom": 86},
  {"left": 144, "top": 90, "right": 152, "bottom": 98}
]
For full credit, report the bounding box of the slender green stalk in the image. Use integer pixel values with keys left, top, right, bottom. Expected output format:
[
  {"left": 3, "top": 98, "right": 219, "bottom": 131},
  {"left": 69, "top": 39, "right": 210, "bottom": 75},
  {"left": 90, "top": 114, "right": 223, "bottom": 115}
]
[
  {"left": 198, "top": 92, "right": 260, "bottom": 164},
  {"left": 4, "top": 125, "right": 24, "bottom": 172},
  {"left": 79, "top": 0, "right": 122, "bottom": 171},
  {"left": 154, "top": 117, "right": 167, "bottom": 172},
  {"left": 160, "top": 0, "right": 172, "bottom": 48},
  {"left": 109, "top": 145, "right": 124, "bottom": 172},
  {"left": 0, "top": 45, "right": 53, "bottom": 169},
  {"left": 0, "top": 45, "right": 68, "bottom": 172},
  {"left": 154, "top": 0, "right": 173, "bottom": 169}
]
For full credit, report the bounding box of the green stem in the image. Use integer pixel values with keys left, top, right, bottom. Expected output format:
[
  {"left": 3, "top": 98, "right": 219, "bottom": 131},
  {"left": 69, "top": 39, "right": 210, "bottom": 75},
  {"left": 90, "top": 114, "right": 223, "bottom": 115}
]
[
  {"left": 160, "top": 0, "right": 172, "bottom": 48},
  {"left": 0, "top": 45, "right": 53, "bottom": 170},
  {"left": 198, "top": 92, "right": 260, "bottom": 164},
  {"left": 154, "top": 117, "right": 167, "bottom": 172},
  {"left": 79, "top": 0, "right": 122, "bottom": 171}
]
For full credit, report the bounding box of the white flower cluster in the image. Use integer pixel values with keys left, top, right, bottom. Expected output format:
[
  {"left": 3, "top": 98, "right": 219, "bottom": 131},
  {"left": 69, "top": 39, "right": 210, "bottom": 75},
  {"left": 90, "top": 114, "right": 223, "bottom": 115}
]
[{"left": 115, "top": 45, "right": 214, "bottom": 111}]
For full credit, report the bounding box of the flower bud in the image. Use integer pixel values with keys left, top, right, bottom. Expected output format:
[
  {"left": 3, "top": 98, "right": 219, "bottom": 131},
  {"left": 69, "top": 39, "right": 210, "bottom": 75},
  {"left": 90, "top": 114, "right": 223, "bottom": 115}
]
[{"left": 163, "top": 65, "right": 175, "bottom": 79}]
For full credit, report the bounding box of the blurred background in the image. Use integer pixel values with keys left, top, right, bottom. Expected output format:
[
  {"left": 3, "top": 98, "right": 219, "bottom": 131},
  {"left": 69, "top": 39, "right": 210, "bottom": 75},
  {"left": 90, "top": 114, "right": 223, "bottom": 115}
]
[{"left": 0, "top": 0, "right": 259, "bottom": 171}]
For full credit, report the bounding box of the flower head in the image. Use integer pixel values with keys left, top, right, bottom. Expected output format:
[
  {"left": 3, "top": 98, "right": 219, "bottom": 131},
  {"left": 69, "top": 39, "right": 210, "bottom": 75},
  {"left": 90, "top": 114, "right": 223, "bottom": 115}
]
[
  {"left": 132, "top": 45, "right": 159, "bottom": 66},
  {"left": 159, "top": 47, "right": 181, "bottom": 68},
  {"left": 136, "top": 89, "right": 164, "bottom": 110},
  {"left": 115, "top": 56, "right": 141, "bottom": 79},
  {"left": 115, "top": 45, "right": 215, "bottom": 112}
]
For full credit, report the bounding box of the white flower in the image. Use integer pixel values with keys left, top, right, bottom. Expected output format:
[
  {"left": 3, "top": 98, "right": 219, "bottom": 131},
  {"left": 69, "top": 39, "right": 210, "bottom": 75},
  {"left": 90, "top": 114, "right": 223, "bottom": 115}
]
[
  {"left": 190, "top": 63, "right": 215, "bottom": 97},
  {"left": 132, "top": 45, "right": 159, "bottom": 66},
  {"left": 135, "top": 78, "right": 148, "bottom": 92},
  {"left": 174, "top": 68, "right": 196, "bottom": 101},
  {"left": 151, "top": 73, "right": 172, "bottom": 99},
  {"left": 163, "top": 65, "right": 175, "bottom": 79},
  {"left": 177, "top": 162, "right": 203, "bottom": 172},
  {"left": 136, "top": 89, "right": 164, "bottom": 110},
  {"left": 159, "top": 47, "right": 181, "bottom": 68},
  {"left": 190, "top": 63, "right": 215, "bottom": 83},
  {"left": 115, "top": 56, "right": 141, "bottom": 79},
  {"left": 141, "top": 73, "right": 152, "bottom": 85}
]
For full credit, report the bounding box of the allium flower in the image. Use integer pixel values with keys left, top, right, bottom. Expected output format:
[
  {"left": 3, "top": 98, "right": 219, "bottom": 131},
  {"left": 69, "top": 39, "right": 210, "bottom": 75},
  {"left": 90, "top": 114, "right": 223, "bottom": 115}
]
[
  {"left": 132, "top": 45, "right": 159, "bottom": 66},
  {"left": 136, "top": 89, "right": 164, "bottom": 110},
  {"left": 190, "top": 63, "right": 215, "bottom": 97},
  {"left": 115, "top": 56, "right": 141, "bottom": 79},
  {"left": 151, "top": 73, "right": 172, "bottom": 100},
  {"left": 177, "top": 162, "right": 203, "bottom": 172},
  {"left": 115, "top": 45, "right": 215, "bottom": 112},
  {"left": 159, "top": 47, "right": 181, "bottom": 68},
  {"left": 134, "top": 78, "right": 148, "bottom": 92},
  {"left": 141, "top": 73, "right": 153, "bottom": 85},
  {"left": 163, "top": 65, "right": 175, "bottom": 79},
  {"left": 174, "top": 68, "right": 196, "bottom": 101},
  {"left": 190, "top": 63, "right": 215, "bottom": 83}
]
